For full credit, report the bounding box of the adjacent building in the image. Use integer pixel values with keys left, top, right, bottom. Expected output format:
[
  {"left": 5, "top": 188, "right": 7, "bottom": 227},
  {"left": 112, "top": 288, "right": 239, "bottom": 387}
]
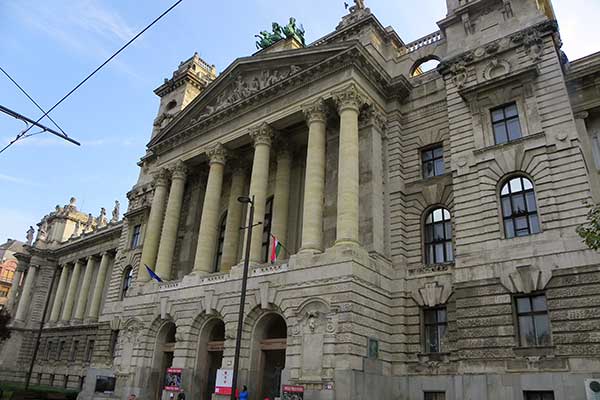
[
  {"left": 1, "top": 1, "right": 600, "bottom": 399},
  {"left": 0, "top": 239, "right": 23, "bottom": 309}
]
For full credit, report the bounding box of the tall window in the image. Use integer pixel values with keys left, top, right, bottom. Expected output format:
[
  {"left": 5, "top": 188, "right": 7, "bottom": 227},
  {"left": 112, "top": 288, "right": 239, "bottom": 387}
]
[
  {"left": 491, "top": 102, "right": 522, "bottom": 144},
  {"left": 130, "top": 224, "right": 141, "bottom": 248},
  {"left": 57, "top": 340, "right": 65, "bottom": 360},
  {"left": 121, "top": 267, "right": 133, "bottom": 300},
  {"left": 516, "top": 294, "right": 551, "bottom": 347},
  {"left": 500, "top": 176, "right": 540, "bottom": 238},
  {"left": 524, "top": 391, "right": 555, "bottom": 400},
  {"left": 214, "top": 212, "right": 228, "bottom": 272},
  {"left": 70, "top": 340, "right": 79, "bottom": 362},
  {"left": 423, "top": 307, "right": 447, "bottom": 353},
  {"left": 424, "top": 208, "right": 454, "bottom": 264},
  {"left": 422, "top": 145, "right": 445, "bottom": 178},
  {"left": 424, "top": 392, "right": 446, "bottom": 400},
  {"left": 110, "top": 330, "right": 119, "bottom": 358},
  {"left": 261, "top": 196, "right": 274, "bottom": 263},
  {"left": 85, "top": 340, "right": 95, "bottom": 363}
]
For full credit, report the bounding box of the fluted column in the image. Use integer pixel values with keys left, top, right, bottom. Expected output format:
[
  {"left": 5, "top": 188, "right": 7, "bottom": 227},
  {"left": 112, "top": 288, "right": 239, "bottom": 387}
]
[
  {"left": 87, "top": 252, "right": 113, "bottom": 321},
  {"left": 49, "top": 264, "right": 70, "bottom": 323},
  {"left": 155, "top": 161, "right": 188, "bottom": 280},
  {"left": 61, "top": 259, "right": 82, "bottom": 322},
  {"left": 73, "top": 256, "right": 96, "bottom": 321},
  {"left": 334, "top": 84, "right": 366, "bottom": 246},
  {"left": 5, "top": 266, "right": 24, "bottom": 312},
  {"left": 270, "top": 143, "right": 291, "bottom": 259},
  {"left": 220, "top": 164, "right": 246, "bottom": 272},
  {"left": 194, "top": 143, "right": 228, "bottom": 274},
  {"left": 300, "top": 99, "right": 328, "bottom": 253},
  {"left": 139, "top": 169, "right": 170, "bottom": 282},
  {"left": 247, "top": 123, "right": 274, "bottom": 263},
  {"left": 14, "top": 264, "right": 37, "bottom": 322}
]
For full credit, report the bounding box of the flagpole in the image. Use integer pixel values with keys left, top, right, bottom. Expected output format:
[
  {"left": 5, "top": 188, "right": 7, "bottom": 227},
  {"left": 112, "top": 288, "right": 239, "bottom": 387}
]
[{"left": 270, "top": 233, "right": 291, "bottom": 259}]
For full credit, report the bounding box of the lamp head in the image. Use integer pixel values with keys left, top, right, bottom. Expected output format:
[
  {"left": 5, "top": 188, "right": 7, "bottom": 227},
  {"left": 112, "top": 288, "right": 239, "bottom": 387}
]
[{"left": 237, "top": 196, "right": 252, "bottom": 204}]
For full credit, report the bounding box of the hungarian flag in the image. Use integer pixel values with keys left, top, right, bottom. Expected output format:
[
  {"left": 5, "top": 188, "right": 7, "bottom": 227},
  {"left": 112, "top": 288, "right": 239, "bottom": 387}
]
[{"left": 270, "top": 235, "right": 283, "bottom": 263}]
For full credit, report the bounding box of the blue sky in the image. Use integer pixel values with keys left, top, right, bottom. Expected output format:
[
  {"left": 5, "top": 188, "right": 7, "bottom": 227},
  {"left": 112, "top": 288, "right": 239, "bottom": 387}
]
[{"left": 0, "top": 0, "right": 599, "bottom": 242}]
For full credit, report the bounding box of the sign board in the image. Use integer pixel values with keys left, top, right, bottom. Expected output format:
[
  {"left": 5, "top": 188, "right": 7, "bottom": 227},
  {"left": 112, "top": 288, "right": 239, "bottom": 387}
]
[
  {"left": 164, "top": 368, "right": 183, "bottom": 391},
  {"left": 215, "top": 369, "right": 233, "bottom": 395},
  {"left": 586, "top": 379, "right": 600, "bottom": 400},
  {"left": 94, "top": 376, "right": 116, "bottom": 393},
  {"left": 282, "top": 385, "right": 304, "bottom": 400}
]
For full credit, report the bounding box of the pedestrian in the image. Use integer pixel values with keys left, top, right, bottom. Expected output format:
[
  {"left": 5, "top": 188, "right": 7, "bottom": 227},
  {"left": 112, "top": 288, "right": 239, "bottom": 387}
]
[
  {"left": 239, "top": 385, "right": 249, "bottom": 400},
  {"left": 127, "top": 395, "right": 137, "bottom": 400},
  {"left": 177, "top": 391, "right": 186, "bottom": 400}
]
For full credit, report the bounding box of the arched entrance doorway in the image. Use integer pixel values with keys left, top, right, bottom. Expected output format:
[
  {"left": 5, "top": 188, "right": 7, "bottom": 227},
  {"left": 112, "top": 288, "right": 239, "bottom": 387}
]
[
  {"left": 196, "top": 319, "right": 225, "bottom": 400},
  {"left": 152, "top": 321, "right": 176, "bottom": 400},
  {"left": 252, "top": 313, "right": 287, "bottom": 400}
]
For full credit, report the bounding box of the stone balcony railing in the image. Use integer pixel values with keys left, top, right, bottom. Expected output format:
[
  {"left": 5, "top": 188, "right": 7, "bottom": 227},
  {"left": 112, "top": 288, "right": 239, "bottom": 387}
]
[{"left": 405, "top": 31, "right": 443, "bottom": 53}]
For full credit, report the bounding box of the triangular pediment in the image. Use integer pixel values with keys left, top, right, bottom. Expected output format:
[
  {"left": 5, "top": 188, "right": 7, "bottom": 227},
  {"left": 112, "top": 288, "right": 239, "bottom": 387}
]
[{"left": 149, "top": 42, "right": 369, "bottom": 148}]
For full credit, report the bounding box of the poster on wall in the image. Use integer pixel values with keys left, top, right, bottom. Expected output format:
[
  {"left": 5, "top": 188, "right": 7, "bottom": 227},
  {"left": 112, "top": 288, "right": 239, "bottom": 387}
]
[
  {"left": 215, "top": 369, "right": 233, "bottom": 395},
  {"left": 164, "top": 368, "right": 183, "bottom": 391},
  {"left": 282, "top": 385, "right": 304, "bottom": 400},
  {"left": 94, "top": 376, "right": 116, "bottom": 394}
]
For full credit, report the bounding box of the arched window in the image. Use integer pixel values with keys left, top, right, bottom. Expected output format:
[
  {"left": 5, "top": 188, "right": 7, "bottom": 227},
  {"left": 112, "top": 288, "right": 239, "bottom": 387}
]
[
  {"left": 166, "top": 100, "right": 177, "bottom": 111},
  {"left": 424, "top": 207, "right": 453, "bottom": 264},
  {"left": 121, "top": 266, "right": 133, "bottom": 300},
  {"left": 500, "top": 176, "right": 540, "bottom": 238},
  {"left": 410, "top": 57, "right": 441, "bottom": 77},
  {"left": 261, "top": 196, "right": 274, "bottom": 263},
  {"left": 213, "top": 211, "right": 228, "bottom": 272}
]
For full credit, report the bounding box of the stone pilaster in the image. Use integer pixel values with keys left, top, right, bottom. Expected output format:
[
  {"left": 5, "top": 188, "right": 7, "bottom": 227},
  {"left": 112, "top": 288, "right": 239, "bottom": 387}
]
[
  {"left": 61, "top": 259, "right": 82, "bottom": 322},
  {"left": 155, "top": 161, "right": 188, "bottom": 280},
  {"left": 271, "top": 142, "right": 291, "bottom": 259},
  {"left": 14, "top": 264, "right": 36, "bottom": 322},
  {"left": 139, "top": 169, "right": 170, "bottom": 282},
  {"left": 87, "top": 251, "right": 113, "bottom": 321},
  {"left": 193, "top": 143, "right": 228, "bottom": 274},
  {"left": 220, "top": 163, "right": 246, "bottom": 272},
  {"left": 48, "top": 264, "right": 70, "bottom": 323},
  {"left": 247, "top": 123, "right": 274, "bottom": 263},
  {"left": 300, "top": 98, "right": 328, "bottom": 253},
  {"left": 333, "top": 84, "right": 366, "bottom": 247},
  {"left": 73, "top": 256, "right": 96, "bottom": 322}
]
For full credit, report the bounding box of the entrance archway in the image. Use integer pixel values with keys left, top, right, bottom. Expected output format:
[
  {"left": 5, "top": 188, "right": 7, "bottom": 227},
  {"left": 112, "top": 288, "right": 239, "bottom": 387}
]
[
  {"left": 251, "top": 313, "right": 287, "bottom": 400},
  {"left": 196, "top": 319, "right": 225, "bottom": 400},
  {"left": 152, "top": 321, "right": 176, "bottom": 400}
]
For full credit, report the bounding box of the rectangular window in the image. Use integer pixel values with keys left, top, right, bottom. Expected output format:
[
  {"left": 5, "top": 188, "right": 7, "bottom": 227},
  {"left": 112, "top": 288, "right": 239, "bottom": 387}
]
[
  {"left": 130, "top": 224, "right": 141, "bottom": 248},
  {"left": 110, "top": 330, "right": 119, "bottom": 358},
  {"left": 524, "top": 391, "right": 555, "bottom": 400},
  {"left": 57, "top": 340, "right": 65, "bottom": 360},
  {"left": 70, "top": 340, "right": 79, "bottom": 362},
  {"left": 423, "top": 307, "right": 447, "bottom": 353},
  {"left": 491, "top": 103, "right": 522, "bottom": 144},
  {"left": 85, "top": 340, "right": 95, "bottom": 362},
  {"left": 47, "top": 341, "right": 55, "bottom": 360},
  {"left": 516, "top": 294, "right": 551, "bottom": 347},
  {"left": 422, "top": 145, "right": 445, "bottom": 178},
  {"left": 424, "top": 392, "right": 446, "bottom": 400},
  {"left": 0, "top": 288, "right": 8, "bottom": 297}
]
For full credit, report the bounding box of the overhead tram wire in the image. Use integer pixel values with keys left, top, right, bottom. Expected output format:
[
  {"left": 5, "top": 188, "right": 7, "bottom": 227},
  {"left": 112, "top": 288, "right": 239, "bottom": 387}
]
[{"left": 0, "top": 0, "right": 184, "bottom": 155}]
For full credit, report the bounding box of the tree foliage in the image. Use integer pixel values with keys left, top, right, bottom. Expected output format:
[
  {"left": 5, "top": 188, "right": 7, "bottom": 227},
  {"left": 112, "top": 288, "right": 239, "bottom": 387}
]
[
  {"left": 0, "top": 307, "right": 11, "bottom": 342},
  {"left": 576, "top": 204, "right": 600, "bottom": 250}
]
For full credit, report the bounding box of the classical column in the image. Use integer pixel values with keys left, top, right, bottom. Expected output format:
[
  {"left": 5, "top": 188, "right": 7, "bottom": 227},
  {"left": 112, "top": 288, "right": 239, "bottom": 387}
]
[
  {"left": 193, "top": 143, "right": 228, "bottom": 274},
  {"left": 14, "top": 264, "right": 37, "bottom": 322},
  {"left": 5, "top": 265, "right": 24, "bottom": 312},
  {"left": 155, "top": 161, "right": 188, "bottom": 280},
  {"left": 49, "top": 264, "right": 70, "bottom": 323},
  {"left": 334, "top": 84, "right": 366, "bottom": 246},
  {"left": 270, "top": 143, "right": 291, "bottom": 259},
  {"left": 73, "top": 256, "right": 96, "bottom": 322},
  {"left": 300, "top": 98, "right": 328, "bottom": 253},
  {"left": 87, "top": 252, "right": 113, "bottom": 320},
  {"left": 246, "top": 123, "right": 274, "bottom": 263},
  {"left": 139, "top": 169, "right": 170, "bottom": 282},
  {"left": 61, "top": 259, "right": 83, "bottom": 322},
  {"left": 220, "top": 164, "right": 246, "bottom": 272}
]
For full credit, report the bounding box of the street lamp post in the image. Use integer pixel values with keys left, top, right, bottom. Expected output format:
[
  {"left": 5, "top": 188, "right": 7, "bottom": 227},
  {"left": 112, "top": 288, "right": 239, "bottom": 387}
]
[{"left": 230, "top": 195, "right": 255, "bottom": 400}]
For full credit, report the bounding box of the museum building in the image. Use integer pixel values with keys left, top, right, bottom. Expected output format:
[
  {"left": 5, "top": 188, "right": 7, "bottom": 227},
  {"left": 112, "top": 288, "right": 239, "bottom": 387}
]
[{"left": 2, "top": 0, "right": 600, "bottom": 399}]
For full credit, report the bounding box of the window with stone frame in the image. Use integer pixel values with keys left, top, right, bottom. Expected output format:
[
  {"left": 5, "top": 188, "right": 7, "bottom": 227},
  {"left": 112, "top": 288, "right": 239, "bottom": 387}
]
[
  {"left": 85, "top": 339, "right": 95, "bottom": 363},
  {"left": 424, "top": 208, "right": 454, "bottom": 264},
  {"left": 213, "top": 211, "right": 228, "bottom": 272},
  {"left": 57, "top": 340, "right": 65, "bottom": 360},
  {"left": 70, "top": 340, "right": 79, "bottom": 362},
  {"left": 524, "top": 391, "right": 555, "bottom": 400},
  {"left": 130, "top": 224, "right": 142, "bottom": 249},
  {"left": 424, "top": 391, "right": 446, "bottom": 400},
  {"left": 500, "top": 176, "right": 540, "bottom": 238},
  {"left": 515, "top": 294, "right": 551, "bottom": 347},
  {"left": 421, "top": 145, "right": 445, "bottom": 179},
  {"left": 46, "top": 340, "right": 55, "bottom": 360},
  {"left": 491, "top": 102, "right": 522, "bottom": 144},
  {"left": 423, "top": 307, "right": 447, "bottom": 353},
  {"left": 121, "top": 266, "right": 133, "bottom": 300},
  {"left": 110, "top": 330, "right": 119, "bottom": 358},
  {"left": 261, "top": 196, "right": 274, "bottom": 263}
]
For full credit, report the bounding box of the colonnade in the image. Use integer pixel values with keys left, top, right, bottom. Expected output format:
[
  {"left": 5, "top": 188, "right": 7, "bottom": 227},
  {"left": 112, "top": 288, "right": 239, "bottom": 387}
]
[{"left": 141, "top": 84, "right": 367, "bottom": 281}]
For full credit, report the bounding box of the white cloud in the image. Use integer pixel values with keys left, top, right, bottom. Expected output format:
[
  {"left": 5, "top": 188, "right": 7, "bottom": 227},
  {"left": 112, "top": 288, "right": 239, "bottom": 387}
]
[{"left": 0, "top": 174, "right": 41, "bottom": 186}]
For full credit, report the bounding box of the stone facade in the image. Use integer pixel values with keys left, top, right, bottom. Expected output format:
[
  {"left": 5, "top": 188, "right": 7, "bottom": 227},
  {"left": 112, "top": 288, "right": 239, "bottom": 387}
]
[
  {"left": 2, "top": 1, "right": 600, "bottom": 399},
  {"left": 0, "top": 240, "right": 23, "bottom": 308}
]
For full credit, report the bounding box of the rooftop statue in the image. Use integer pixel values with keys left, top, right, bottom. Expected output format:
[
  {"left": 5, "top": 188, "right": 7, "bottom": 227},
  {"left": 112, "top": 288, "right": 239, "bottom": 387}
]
[
  {"left": 26, "top": 226, "right": 35, "bottom": 246},
  {"left": 255, "top": 18, "right": 305, "bottom": 49}
]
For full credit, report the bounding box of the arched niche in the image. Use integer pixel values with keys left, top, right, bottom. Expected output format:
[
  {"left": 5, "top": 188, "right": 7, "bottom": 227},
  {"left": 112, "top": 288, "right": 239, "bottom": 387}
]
[
  {"left": 195, "top": 318, "right": 226, "bottom": 400},
  {"left": 410, "top": 56, "right": 441, "bottom": 77}
]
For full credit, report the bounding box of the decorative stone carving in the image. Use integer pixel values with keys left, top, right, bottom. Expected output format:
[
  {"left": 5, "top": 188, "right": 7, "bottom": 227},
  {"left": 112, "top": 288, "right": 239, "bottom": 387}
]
[
  {"left": 111, "top": 200, "right": 120, "bottom": 224},
  {"left": 499, "top": 264, "right": 552, "bottom": 294},
  {"left": 37, "top": 218, "right": 48, "bottom": 242},
  {"left": 333, "top": 84, "right": 368, "bottom": 112},
  {"left": 337, "top": 0, "right": 371, "bottom": 29},
  {"left": 502, "top": 0, "right": 514, "bottom": 19},
  {"left": 97, "top": 208, "right": 108, "bottom": 228},
  {"left": 462, "top": 13, "right": 475, "bottom": 35},
  {"left": 83, "top": 213, "right": 94, "bottom": 233},
  {"left": 153, "top": 168, "right": 170, "bottom": 187},
  {"left": 171, "top": 160, "right": 187, "bottom": 180},
  {"left": 412, "top": 281, "right": 452, "bottom": 308},
  {"left": 483, "top": 58, "right": 512, "bottom": 80},
  {"left": 26, "top": 226, "right": 34, "bottom": 245},
  {"left": 70, "top": 220, "right": 81, "bottom": 239},
  {"left": 302, "top": 98, "right": 327, "bottom": 123},
  {"left": 359, "top": 105, "right": 387, "bottom": 131},
  {"left": 249, "top": 122, "right": 274, "bottom": 147},
  {"left": 207, "top": 142, "right": 228, "bottom": 165},
  {"left": 450, "top": 61, "right": 468, "bottom": 89}
]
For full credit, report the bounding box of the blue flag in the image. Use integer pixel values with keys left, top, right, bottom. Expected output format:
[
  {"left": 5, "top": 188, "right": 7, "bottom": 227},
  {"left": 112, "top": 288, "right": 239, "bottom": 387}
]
[{"left": 145, "top": 264, "right": 163, "bottom": 283}]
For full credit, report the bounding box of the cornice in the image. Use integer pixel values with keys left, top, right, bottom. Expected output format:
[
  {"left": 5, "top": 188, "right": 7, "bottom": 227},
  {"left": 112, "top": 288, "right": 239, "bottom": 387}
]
[{"left": 51, "top": 223, "right": 122, "bottom": 256}]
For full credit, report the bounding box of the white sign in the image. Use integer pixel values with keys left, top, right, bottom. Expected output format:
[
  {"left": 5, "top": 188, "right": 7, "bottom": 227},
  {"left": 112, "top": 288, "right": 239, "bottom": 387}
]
[{"left": 215, "top": 369, "right": 233, "bottom": 395}]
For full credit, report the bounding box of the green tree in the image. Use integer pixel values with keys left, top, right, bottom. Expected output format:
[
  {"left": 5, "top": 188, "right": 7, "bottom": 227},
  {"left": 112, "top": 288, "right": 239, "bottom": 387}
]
[
  {"left": 0, "top": 307, "right": 11, "bottom": 342},
  {"left": 576, "top": 204, "right": 600, "bottom": 250}
]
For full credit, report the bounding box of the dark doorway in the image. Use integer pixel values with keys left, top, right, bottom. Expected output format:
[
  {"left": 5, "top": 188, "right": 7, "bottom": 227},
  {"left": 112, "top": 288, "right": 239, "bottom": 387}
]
[
  {"left": 153, "top": 322, "right": 176, "bottom": 400},
  {"left": 204, "top": 321, "right": 225, "bottom": 400},
  {"left": 256, "top": 314, "right": 287, "bottom": 400}
]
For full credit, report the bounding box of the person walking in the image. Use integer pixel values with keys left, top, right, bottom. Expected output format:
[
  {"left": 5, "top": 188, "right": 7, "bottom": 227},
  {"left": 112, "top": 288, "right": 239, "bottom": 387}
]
[{"left": 239, "top": 385, "right": 249, "bottom": 400}]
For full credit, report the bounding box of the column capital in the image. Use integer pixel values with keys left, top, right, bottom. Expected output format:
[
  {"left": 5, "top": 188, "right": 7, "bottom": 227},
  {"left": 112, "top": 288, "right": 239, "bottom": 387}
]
[
  {"left": 333, "top": 84, "right": 369, "bottom": 113},
  {"left": 170, "top": 160, "right": 188, "bottom": 180},
  {"left": 574, "top": 111, "right": 589, "bottom": 120},
  {"left": 153, "top": 168, "right": 170, "bottom": 187},
  {"left": 303, "top": 98, "right": 328, "bottom": 124},
  {"left": 359, "top": 106, "right": 387, "bottom": 131},
  {"left": 207, "top": 142, "right": 228, "bottom": 165},
  {"left": 249, "top": 123, "right": 274, "bottom": 148}
]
